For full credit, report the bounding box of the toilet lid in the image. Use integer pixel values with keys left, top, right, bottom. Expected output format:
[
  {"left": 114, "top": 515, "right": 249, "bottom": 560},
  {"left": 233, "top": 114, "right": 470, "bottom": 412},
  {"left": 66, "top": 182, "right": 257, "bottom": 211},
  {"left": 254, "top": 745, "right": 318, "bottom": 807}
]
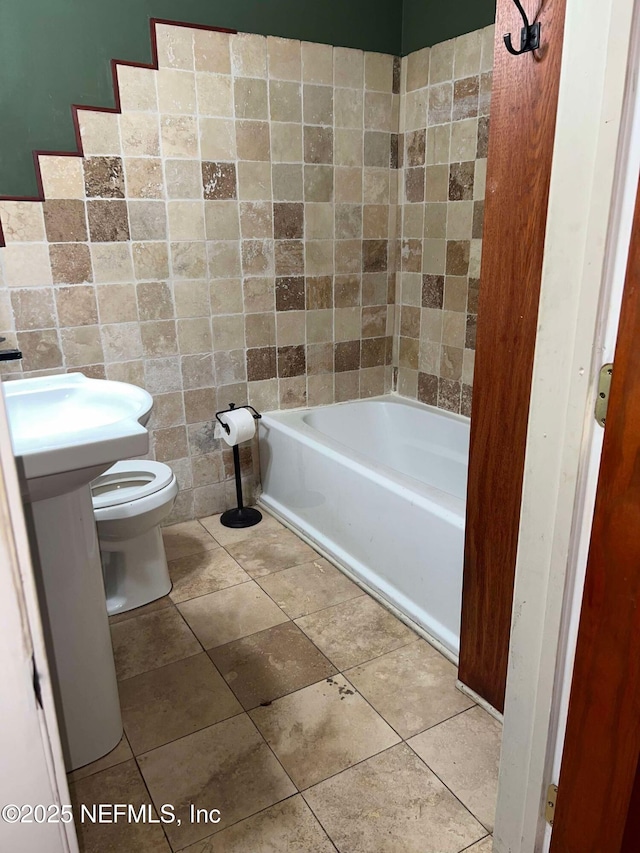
[{"left": 91, "top": 460, "right": 175, "bottom": 510}]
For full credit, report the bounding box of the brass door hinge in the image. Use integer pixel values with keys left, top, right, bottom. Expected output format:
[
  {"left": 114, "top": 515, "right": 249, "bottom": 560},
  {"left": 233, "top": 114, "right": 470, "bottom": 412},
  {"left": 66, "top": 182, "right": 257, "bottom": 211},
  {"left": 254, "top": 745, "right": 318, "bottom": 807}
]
[
  {"left": 545, "top": 783, "right": 558, "bottom": 826},
  {"left": 595, "top": 363, "right": 613, "bottom": 427}
]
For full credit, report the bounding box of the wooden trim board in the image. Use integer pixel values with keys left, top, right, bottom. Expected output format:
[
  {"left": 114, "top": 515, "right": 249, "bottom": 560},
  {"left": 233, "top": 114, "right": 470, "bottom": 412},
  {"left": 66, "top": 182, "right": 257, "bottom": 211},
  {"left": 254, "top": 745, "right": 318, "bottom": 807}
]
[{"left": 459, "top": 0, "right": 568, "bottom": 712}]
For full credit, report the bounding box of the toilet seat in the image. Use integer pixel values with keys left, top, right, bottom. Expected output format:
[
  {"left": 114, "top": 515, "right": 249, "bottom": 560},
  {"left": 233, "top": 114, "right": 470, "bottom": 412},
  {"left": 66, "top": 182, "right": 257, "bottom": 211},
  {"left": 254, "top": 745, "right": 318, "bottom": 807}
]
[{"left": 91, "top": 460, "right": 174, "bottom": 510}]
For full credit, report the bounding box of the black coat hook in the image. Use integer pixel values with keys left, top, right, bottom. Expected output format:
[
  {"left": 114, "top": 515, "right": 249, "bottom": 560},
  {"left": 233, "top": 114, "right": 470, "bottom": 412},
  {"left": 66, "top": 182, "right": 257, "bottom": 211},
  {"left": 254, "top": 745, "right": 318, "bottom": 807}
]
[{"left": 504, "top": 0, "right": 541, "bottom": 55}]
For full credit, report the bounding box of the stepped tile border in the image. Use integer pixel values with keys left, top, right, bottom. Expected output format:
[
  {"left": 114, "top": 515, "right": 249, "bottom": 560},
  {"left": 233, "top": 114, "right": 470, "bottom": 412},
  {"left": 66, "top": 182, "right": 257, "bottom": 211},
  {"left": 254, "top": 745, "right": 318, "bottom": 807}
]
[{"left": 0, "top": 18, "right": 237, "bottom": 247}]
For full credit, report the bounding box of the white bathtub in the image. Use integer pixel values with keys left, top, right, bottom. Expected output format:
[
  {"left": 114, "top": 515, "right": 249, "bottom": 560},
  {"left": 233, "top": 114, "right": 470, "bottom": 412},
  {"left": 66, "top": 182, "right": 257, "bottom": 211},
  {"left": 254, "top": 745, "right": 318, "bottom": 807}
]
[{"left": 258, "top": 395, "right": 469, "bottom": 658}]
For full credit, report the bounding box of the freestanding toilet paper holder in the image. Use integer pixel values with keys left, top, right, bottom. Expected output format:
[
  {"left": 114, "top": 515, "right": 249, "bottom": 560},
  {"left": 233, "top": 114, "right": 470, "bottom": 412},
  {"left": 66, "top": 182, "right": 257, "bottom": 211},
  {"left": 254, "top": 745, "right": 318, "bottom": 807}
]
[{"left": 215, "top": 403, "right": 263, "bottom": 529}]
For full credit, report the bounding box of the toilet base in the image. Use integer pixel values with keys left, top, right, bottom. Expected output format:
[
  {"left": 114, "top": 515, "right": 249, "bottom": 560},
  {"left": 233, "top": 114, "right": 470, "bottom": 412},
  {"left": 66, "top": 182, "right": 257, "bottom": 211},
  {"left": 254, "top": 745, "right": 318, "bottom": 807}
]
[
  {"left": 221, "top": 506, "right": 262, "bottom": 528},
  {"left": 100, "top": 526, "right": 172, "bottom": 616}
]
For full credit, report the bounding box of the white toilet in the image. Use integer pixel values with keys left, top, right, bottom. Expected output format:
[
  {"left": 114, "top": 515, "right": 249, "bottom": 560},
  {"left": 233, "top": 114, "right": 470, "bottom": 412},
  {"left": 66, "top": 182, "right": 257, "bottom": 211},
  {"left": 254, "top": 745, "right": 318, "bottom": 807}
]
[{"left": 91, "top": 460, "right": 178, "bottom": 616}]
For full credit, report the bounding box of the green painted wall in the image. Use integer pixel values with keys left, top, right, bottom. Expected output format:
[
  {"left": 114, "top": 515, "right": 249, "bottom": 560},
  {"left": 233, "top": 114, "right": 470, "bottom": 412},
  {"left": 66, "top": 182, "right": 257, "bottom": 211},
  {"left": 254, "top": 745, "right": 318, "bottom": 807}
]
[
  {"left": 402, "top": 0, "right": 496, "bottom": 55},
  {"left": 0, "top": 0, "right": 401, "bottom": 197},
  {"left": 0, "top": 1, "right": 495, "bottom": 197}
]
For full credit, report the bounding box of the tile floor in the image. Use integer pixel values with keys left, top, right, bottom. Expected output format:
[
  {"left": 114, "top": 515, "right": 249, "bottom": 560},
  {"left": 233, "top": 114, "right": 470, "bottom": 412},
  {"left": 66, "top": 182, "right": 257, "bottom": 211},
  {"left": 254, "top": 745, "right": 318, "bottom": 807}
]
[{"left": 68, "top": 511, "right": 501, "bottom": 852}]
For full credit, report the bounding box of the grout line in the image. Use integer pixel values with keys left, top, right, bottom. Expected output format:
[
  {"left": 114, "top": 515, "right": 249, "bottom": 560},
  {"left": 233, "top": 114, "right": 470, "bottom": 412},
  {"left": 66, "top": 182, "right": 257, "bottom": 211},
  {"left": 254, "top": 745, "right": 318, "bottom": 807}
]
[
  {"left": 338, "top": 670, "right": 406, "bottom": 743},
  {"left": 206, "top": 610, "right": 339, "bottom": 700},
  {"left": 131, "top": 712, "right": 299, "bottom": 847},
  {"left": 162, "top": 515, "right": 438, "bottom": 675},
  {"left": 259, "top": 584, "right": 366, "bottom": 621},
  {"left": 405, "top": 733, "right": 495, "bottom": 835},
  {"left": 402, "top": 702, "right": 478, "bottom": 741},
  {"left": 135, "top": 712, "right": 248, "bottom": 765},
  {"left": 336, "top": 650, "right": 477, "bottom": 746},
  {"left": 197, "top": 513, "right": 499, "bottom": 836},
  {"left": 115, "top": 511, "right": 445, "bottom": 696},
  {"left": 166, "top": 791, "right": 339, "bottom": 853},
  {"left": 71, "top": 695, "right": 490, "bottom": 850},
  {"left": 242, "top": 712, "right": 299, "bottom": 794},
  {"left": 88, "top": 506, "right": 495, "bottom": 848},
  {"left": 108, "top": 597, "right": 175, "bottom": 627},
  {"left": 459, "top": 834, "right": 492, "bottom": 852},
  {"left": 297, "top": 788, "right": 341, "bottom": 852},
  {"left": 298, "top": 739, "right": 400, "bottom": 794},
  {"left": 133, "top": 749, "right": 175, "bottom": 850},
  {"left": 170, "top": 572, "right": 253, "bottom": 600},
  {"left": 110, "top": 576, "right": 471, "bottom": 765}
]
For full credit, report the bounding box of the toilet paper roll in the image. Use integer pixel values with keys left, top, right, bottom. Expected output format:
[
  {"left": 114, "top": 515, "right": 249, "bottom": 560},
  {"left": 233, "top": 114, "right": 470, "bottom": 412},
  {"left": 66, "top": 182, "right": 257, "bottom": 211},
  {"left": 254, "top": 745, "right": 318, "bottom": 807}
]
[{"left": 219, "top": 408, "right": 256, "bottom": 446}]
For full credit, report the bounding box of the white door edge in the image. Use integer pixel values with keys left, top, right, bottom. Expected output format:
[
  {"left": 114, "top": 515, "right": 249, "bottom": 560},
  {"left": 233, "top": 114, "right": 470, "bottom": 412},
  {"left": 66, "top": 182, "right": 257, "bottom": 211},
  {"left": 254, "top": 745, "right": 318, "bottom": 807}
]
[{"left": 0, "top": 379, "right": 79, "bottom": 853}]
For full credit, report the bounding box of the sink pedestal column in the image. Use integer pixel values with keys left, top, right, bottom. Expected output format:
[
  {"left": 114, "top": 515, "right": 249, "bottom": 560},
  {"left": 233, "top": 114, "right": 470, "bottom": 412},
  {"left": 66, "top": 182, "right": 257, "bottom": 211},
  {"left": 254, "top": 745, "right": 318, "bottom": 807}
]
[{"left": 29, "top": 483, "right": 122, "bottom": 771}]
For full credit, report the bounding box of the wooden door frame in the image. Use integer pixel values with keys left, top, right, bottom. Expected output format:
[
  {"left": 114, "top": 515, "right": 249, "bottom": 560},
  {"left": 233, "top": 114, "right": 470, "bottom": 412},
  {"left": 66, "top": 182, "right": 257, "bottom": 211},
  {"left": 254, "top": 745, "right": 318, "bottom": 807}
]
[
  {"left": 494, "top": 0, "right": 639, "bottom": 850},
  {"left": 460, "top": 0, "right": 568, "bottom": 715}
]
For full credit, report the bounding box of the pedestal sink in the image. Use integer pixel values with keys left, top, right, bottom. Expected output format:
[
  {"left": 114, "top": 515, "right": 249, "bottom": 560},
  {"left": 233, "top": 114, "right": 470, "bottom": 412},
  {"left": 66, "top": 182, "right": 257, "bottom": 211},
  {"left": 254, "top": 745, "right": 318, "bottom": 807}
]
[{"left": 3, "top": 373, "right": 153, "bottom": 771}]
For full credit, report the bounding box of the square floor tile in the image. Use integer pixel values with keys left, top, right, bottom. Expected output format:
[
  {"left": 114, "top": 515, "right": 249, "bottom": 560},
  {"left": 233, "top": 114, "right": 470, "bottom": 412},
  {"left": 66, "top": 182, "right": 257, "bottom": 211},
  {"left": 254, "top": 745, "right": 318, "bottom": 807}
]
[
  {"left": 69, "top": 760, "right": 171, "bottom": 852},
  {"left": 209, "top": 621, "right": 337, "bottom": 709},
  {"left": 295, "top": 594, "right": 418, "bottom": 670},
  {"left": 67, "top": 734, "right": 132, "bottom": 783},
  {"left": 162, "top": 520, "right": 220, "bottom": 561},
  {"left": 181, "top": 795, "right": 335, "bottom": 852},
  {"left": 304, "top": 743, "right": 485, "bottom": 853},
  {"left": 258, "top": 556, "right": 364, "bottom": 618},
  {"left": 250, "top": 674, "right": 400, "bottom": 789},
  {"left": 111, "top": 606, "right": 201, "bottom": 680},
  {"left": 138, "top": 714, "right": 296, "bottom": 848},
  {"left": 109, "top": 596, "right": 173, "bottom": 626},
  {"left": 225, "top": 529, "right": 317, "bottom": 578},
  {"left": 409, "top": 706, "right": 502, "bottom": 831},
  {"left": 345, "top": 640, "right": 475, "bottom": 738},
  {"left": 199, "top": 508, "right": 285, "bottom": 546},
  {"left": 119, "top": 653, "right": 242, "bottom": 754},
  {"left": 169, "top": 548, "right": 250, "bottom": 603},
  {"left": 178, "top": 581, "right": 288, "bottom": 649}
]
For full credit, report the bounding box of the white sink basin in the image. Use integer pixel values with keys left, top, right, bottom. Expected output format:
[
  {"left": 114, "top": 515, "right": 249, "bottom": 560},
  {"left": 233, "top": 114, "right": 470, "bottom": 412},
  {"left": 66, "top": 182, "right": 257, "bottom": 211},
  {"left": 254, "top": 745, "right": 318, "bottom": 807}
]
[
  {"left": 4, "top": 373, "right": 153, "bottom": 501},
  {"left": 1, "top": 372, "right": 154, "bottom": 771}
]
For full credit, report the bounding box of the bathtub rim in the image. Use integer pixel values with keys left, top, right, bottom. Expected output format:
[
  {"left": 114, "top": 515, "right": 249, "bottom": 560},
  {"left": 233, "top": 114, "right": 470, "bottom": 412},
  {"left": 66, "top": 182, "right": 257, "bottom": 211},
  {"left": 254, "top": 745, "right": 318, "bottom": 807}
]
[
  {"left": 259, "top": 393, "right": 469, "bottom": 521},
  {"left": 263, "top": 392, "right": 470, "bottom": 428}
]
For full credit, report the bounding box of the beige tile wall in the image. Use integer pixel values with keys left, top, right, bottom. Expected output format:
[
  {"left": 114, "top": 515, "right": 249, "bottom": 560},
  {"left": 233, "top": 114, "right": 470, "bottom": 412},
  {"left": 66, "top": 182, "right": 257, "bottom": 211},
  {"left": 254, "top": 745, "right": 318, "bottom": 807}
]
[
  {"left": 0, "top": 24, "right": 399, "bottom": 521},
  {"left": 0, "top": 23, "right": 494, "bottom": 521},
  {"left": 395, "top": 26, "right": 493, "bottom": 415}
]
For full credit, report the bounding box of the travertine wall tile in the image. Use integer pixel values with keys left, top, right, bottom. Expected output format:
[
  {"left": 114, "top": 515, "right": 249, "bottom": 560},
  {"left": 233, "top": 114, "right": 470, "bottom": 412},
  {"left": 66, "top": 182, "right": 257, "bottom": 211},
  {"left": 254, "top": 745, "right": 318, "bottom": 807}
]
[
  {"left": 117, "top": 66, "right": 157, "bottom": 113},
  {"left": 396, "top": 24, "right": 492, "bottom": 416},
  {"left": 39, "top": 156, "right": 86, "bottom": 200},
  {"left": 156, "top": 24, "right": 194, "bottom": 71},
  {"left": 3, "top": 243, "right": 53, "bottom": 287},
  {"left": 0, "top": 202, "right": 46, "bottom": 243},
  {"left": 78, "top": 111, "right": 121, "bottom": 157},
  {"left": 0, "top": 22, "right": 496, "bottom": 517},
  {"left": 267, "top": 36, "right": 302, "bottom": 81},
  {"left": 120, "top": 113, "right": 161, "bottom": 157},
  {"left": 194, "top": 30, "right": 231, "bottom": 75},
  {"left": 231, "top": 33, "right": 267, "bottom": 78},
  {"left": 302, "top": 42, "right": 333, "bottom": 85},
  {"left": 334, "top": 47, "right": 364, "bottom": 90}
]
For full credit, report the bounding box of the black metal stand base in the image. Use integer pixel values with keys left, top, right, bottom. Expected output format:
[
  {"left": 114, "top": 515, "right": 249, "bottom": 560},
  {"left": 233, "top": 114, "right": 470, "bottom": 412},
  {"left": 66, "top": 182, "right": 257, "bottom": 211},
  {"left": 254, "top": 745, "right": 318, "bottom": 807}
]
[{"left": 220, "top": 506, "right": 262, "bottom": 529}]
